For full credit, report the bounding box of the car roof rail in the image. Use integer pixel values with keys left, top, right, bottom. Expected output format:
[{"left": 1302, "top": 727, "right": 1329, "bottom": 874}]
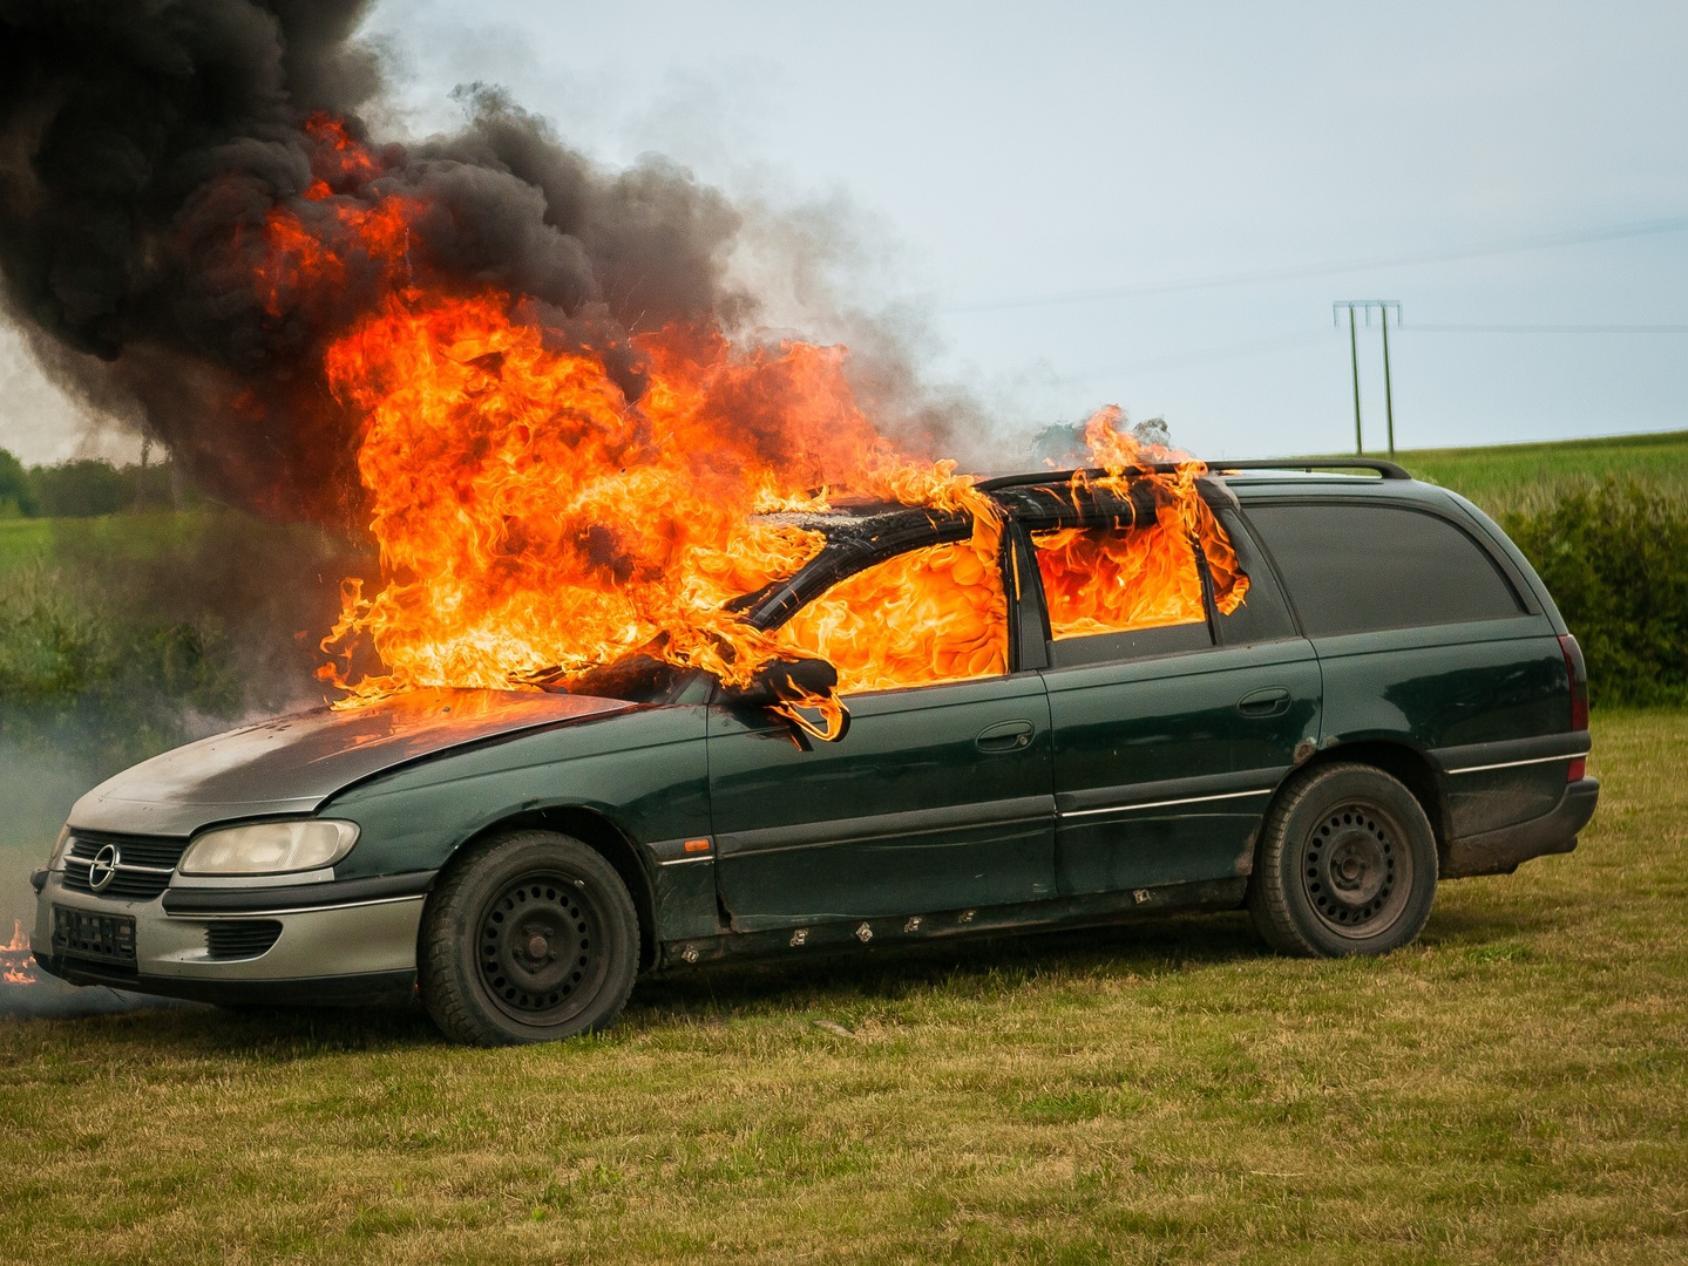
[
  {"left": 977, "top": 457, "right": 1410, "bottom": 492},
  {"left": 1208, "top": 458, "right": 1411, "bottom": 479}
]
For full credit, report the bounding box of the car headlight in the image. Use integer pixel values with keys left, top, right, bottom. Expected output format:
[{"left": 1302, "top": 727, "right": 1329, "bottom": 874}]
[
  {"left": 48, "top": 824, "right": 71, "bottom": 869},
  {"left": 178, "top": 820, "right": 360, "bottom": 876}
]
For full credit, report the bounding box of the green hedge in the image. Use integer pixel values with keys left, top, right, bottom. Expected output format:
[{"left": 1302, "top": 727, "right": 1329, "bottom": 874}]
[
  {"left": 1499, "top": 479, "right": 1688, "bottom": 707},
  {"left": 0, "top": 561, "right": 246, "bottom": 762}
]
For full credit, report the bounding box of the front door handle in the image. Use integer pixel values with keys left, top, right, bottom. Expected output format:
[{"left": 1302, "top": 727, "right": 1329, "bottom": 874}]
[
  {"left": 976, "top": 720, "right": 1035, "bottom": 752},
  {"left": 1237, "top": 686, "right": 1292, "bottom": 717}
]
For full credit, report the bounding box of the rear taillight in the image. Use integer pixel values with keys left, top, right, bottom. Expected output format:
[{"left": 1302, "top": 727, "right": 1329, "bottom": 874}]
[{"left": 1558, "top": 633, "right": 1588, "bottom": 781}]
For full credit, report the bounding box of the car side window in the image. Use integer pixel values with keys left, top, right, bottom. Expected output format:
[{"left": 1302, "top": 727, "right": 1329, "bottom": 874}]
[
  {"left": 1246, "top": 502, "right": 1525, "bottom": 636},
  {"left": 1030, "top": 516, "right": 1213, "bottom": 667},
  {"left": 774, "top": 539, "right": 1008, "bottom": 694},
  {"left": 1210, "top": 506, "right": 1298, "bottom": 645}
]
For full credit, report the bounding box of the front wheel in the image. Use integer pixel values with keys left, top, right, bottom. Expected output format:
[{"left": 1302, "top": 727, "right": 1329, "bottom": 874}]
[
  {"left": 419, "top": 830, "right": 640, "bottom": 1045},
  {"left": 1248, "top": 763, "right": 1438, "bottom": 957}
]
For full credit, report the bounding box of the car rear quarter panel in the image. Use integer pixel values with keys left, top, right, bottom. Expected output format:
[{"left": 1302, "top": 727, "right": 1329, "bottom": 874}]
[{"left": 1313, "top": 618, "right": 1572, "bottom": 835}]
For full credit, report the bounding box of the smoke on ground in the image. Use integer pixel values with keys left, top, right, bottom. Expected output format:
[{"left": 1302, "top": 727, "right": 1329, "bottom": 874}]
[{"left": 0, "top": 736, "right": 200, "bottom": 1017}]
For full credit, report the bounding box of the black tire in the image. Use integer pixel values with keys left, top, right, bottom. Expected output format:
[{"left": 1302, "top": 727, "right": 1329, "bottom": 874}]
[
  {"left": 1247, "top": 763, "right": 1438, "bottom": 957},
  {"left": 419, "top": 830, "right": 640, "bottom": 1045}
]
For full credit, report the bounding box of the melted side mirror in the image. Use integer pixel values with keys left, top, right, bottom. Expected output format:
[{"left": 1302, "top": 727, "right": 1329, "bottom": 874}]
[{"left": 724, "top": 656, "right": 851, "bottom": 744}]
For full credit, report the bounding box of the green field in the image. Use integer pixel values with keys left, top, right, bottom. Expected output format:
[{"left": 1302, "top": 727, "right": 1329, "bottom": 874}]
[
  {"left": 1, "top": 708, "right": 1683, "bottom": 1264},
  {"left": 1317, "top": 428, "right": 1688, "bottom": 517},
  {"left": 0, "top": 515, "right": 50, "bottom": 571},
  {"left": 0, "top": 510, "right": 220, "bottom": 573}
]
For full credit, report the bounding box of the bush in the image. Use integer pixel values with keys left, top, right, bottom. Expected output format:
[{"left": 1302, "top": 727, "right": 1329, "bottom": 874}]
[
  {"left": 29, "top": 459, "right": 129, "bottom": 517},
  {"left": 0, "top": 561, "right": 248, "bottom": 762},
  {"left": 1499, "top": 479, "right": 1688, "bottom": 707},
  {"left": 0, "top": 448, "right": 36, "bottom": 517},
  {"left": 0, "top": 511, "right": 366, "bottom": 763}
]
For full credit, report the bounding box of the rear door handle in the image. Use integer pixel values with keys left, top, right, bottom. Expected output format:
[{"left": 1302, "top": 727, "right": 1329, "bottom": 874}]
[
  {"left": 1237, "top": 687, "right": 1291, "bottom": 717},
  {"left": 976, "top": 720, "right": 1035, "bottom": 752}
]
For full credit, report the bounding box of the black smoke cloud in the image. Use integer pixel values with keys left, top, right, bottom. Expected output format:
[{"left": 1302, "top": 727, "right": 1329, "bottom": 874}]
[{"left": 0, "top": 0, "right": 752, "bottom": 523}]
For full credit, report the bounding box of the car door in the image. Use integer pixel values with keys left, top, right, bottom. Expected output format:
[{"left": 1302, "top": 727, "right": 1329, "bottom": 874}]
[
  {"left": 1030, "top": 497, "right": 1321, "bottom": 896},
  {"left": 707, "top": 532, "right": 1056, "bottom": 933}
]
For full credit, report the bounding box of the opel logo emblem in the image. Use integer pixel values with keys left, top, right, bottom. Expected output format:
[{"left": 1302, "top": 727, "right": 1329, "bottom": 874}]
[{"left": 88, "top": 844, "right": 121, "bottom": 893}]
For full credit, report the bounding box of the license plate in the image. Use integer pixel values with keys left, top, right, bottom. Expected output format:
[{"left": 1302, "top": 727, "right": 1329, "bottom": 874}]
[{"left": 53, "top": 906, "right": 137, "bottom": 966}]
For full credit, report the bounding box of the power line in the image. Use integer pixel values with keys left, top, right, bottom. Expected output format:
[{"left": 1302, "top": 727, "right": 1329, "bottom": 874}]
[
  {"left": 1075, "top": 330, "right": 1325, "bottom": 377},
  {"left": 1407, "top": 322, "right": 1688, "bottom": 334},
  {"left": 943, "top": 214, "right": 1688, "bottom": 315},
  {"left": 1044, "top": 314, "right": 1685, "bottom": 394},
  {"left": 1056, "top": 319, "right": 1683, "bottom": 383}
]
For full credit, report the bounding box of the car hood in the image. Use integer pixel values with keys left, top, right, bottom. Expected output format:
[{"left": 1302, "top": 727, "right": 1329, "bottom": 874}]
[{"left": 68, "top": 688, "right": 637, "bottom": 838}]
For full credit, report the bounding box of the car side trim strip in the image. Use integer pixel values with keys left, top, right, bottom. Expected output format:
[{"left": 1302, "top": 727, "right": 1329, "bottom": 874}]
[
  {"left": 1055, "top": 765, "right": 1289, "bottom": 816},
  {"left": 1432, "top": 730, "right": 1590, "bottom": 774},
  {"left": 1059, "top": 788, "right": 1274, "bottom": 819},
  {"left": 1446, "top": 751, "right": 1589, "bottom": 775},
  {"left": 658, "top": 855, "right": 714, "bottom": 867},
  {"left": 715, "top": 795, "right": 1054, "bottom": 860}
]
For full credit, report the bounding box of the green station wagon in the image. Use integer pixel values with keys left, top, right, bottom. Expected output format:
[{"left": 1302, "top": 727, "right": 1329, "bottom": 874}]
[{"left": 31, "top": 460, "right": 1598, "bottom": 1044}]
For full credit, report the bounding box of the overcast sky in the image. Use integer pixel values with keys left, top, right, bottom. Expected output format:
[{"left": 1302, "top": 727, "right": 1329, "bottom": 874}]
[{"left": 6, "top": 0, "right": 1685, "bottom": 464}]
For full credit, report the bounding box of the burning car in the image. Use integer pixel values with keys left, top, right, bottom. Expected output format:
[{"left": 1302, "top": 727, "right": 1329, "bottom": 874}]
[{"left": 30, "top": 459, "right": 1597, "bottom": 1044}]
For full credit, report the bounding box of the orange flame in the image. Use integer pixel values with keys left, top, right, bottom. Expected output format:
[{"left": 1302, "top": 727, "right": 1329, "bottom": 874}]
[
  {"left": 769, "top": 689, "right": 851, "bottom": 744},
  {"left": 1032, "top": 406, "right": 1250, "bottom": 639},
  {"left": 249, "top": 119, "right": 1245, "bottom": 724},
  {"left": 776, "top": 537, "right": 1008, "bottom": 694},
  {"left": 302, "top": 112, "right": 383, "bottom": 188},
  {"left": 2, "top": 919, "right": 34, "bottom": 986}
]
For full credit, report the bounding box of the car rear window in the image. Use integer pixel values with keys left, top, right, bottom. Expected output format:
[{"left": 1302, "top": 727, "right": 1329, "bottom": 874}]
[
  {"left": 775, "top": 539, "right": 1008, "bottom": 693},
  {"left": 1246, "top": 502, "right": 1524, "bottom": 636},
  {"left": 1030, "top": 517, "right": 1212, "bottom": 666}
]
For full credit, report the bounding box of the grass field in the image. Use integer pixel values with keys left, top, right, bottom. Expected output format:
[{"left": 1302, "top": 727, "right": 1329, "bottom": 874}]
[
  {"left": 0, "top": 510, "right": 219, "bottom": 574},
  {"left": 1318, "top": 428, "right": 1688, "bottom": 517},
  {"left": 1, "top": 708, "right": 1683, "bottom": 1264},
  {"left": 0, "top": 515, "right": 50, "bottom": 571}
]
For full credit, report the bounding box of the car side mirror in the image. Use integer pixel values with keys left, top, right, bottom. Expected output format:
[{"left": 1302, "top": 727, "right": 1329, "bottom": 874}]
[{"left": 724, "top": 655, "right": 851, "bottom": 744}]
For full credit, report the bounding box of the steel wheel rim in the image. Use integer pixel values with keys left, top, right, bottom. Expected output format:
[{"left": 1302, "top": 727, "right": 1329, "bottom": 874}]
[
  {"left": 1301, "top": 799, "right": 1414, "bottom": 939},
  {"left": 475, "top": 870, "right": 608, "bottom": 1026}
]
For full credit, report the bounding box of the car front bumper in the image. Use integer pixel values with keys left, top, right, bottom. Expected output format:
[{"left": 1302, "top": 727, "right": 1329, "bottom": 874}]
[{"left": 31, "top": 870, "right": 434, "bottom": 1007}]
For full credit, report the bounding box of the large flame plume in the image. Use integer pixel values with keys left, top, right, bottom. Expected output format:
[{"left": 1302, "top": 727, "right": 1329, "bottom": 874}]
[
  {"left": 244, "top": 122, "right": 1244, "bottom": 713},
  {"left": 0, "top": 4, "right": 1246, "bottom": 727}
]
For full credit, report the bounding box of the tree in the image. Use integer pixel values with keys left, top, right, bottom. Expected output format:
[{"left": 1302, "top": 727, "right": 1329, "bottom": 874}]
[
  {"left": 29, "top": 459, "right": 128, "bottom": 517},
  {"left": 0, "top": 446, "right": 38, "bottom": 516}
]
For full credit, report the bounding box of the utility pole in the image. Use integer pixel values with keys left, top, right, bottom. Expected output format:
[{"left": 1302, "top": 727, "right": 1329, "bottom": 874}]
[
  {"left": 1379, "top": 305, "right": 1395, "bottom": 456},
  {"left": 1345, "top": 307, "right": 1362, "bottom": 454},
  {"left": 1332, "top": 300, "right": 1402, "bottom": 455}
]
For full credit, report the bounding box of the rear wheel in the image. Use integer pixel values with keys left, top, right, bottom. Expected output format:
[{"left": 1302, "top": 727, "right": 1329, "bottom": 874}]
[
  {"left": 1248, "top": 763, "right": 1438, "bottom": 957},
  {"left": 419, "top": 830, "right": 639, "bottom": 1045}
]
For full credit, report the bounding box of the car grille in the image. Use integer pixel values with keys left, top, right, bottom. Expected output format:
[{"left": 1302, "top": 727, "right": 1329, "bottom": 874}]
[
  {"left": 61, "top": 832, "right": 188, "bottom": 901},
  {"left": 205, "top": 920, "right": 283, "bottom": 960}
]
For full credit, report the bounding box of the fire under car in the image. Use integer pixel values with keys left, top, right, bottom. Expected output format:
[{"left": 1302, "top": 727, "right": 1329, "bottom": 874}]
[{"left": 30, "top": 460, "right": 1598, "bottom": 1045}]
